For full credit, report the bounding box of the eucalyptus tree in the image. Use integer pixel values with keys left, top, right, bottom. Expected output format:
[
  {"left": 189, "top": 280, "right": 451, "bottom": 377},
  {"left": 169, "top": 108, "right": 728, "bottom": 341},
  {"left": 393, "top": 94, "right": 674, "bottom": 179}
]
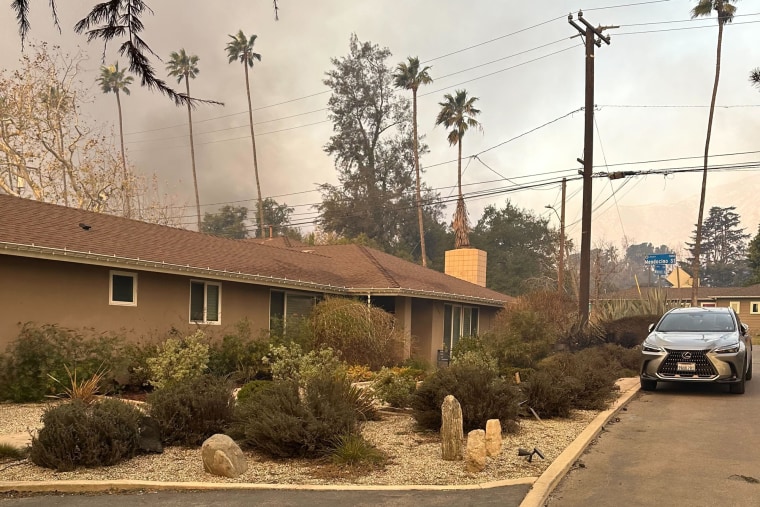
[
  {"left": 226, "top": 30, "right": 265, "bottom": 238},
  {"left": 394, "top": 57, "right": 433, "bottom": 267},
  {"left": 435, "top": 89, "right": 482, "bottom": 249},
  {"left": 96, "top": 62, "right": 133, "bottom": 218},
  {"left": 689, "top": 0, "right": 738, "bottom": 304},
  {"left": 166, "top": 49, "right": 202, "bottom": 231}
]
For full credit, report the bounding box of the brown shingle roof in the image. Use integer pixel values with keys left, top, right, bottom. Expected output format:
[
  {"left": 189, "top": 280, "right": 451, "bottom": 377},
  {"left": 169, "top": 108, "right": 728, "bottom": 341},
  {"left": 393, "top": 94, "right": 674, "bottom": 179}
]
[
  {"left": 0, "top": 195, "right": 511, "bottom": 305},
  {"left": 598, "top": 285, "right": 760, "bottom": 301}
]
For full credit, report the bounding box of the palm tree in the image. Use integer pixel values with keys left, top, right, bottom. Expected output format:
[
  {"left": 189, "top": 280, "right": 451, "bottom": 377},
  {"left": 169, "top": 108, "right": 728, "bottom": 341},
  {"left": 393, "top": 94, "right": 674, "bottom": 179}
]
[
  {"left": 435, "top": 89, "right": 482, "bottom": 249},
  {"left": 751, "top": 67, "right": 760, "bottom": 88},
  {"left": 690, "top": 0, "right": 737, "bottom": 306},
  {"left": 97, "top": 63, "right": 134, "bottom": 218},
  {"left": 226, "top": 30, "right": 264, "bottom": 238},
  {"left": 166, "top": 49, "right": 202, "bottom": 231},
  {"left": 394, "top": 57, "right": 433, "bottom": 267},
  {"left": 40, "top": 86, "right": 72, "bottom": 207}
]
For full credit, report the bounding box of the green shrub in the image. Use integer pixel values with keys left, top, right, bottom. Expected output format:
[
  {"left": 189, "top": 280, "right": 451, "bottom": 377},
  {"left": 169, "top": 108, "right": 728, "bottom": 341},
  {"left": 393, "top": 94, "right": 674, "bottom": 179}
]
[
  {"left": 0, "top": 443, "right": 27, "bottom": 461},
  {"left": 330, "top": 433, "right": 385, "bottom": 467},
  {"left": 309, "top": 298, "right": 404, "bottom": 369},
  {"left": 411, "top": 362, "right": 520, "bottom": 433},
  {"left": 148, "top": 375, "right": 235, "bottom": 446},
  {"left": 235, "top": 380, "right": 272, "bottom": 404},
  {"left": 371, "top": 367, "right": 417, "bottom": 408},
  {"left": 147, "top": 330, "right": 209, "bottom": 389},
  {"left": 207, "top": 320, "right": 271, "bottom": 382},
  {"left": 521, "top": 368, "right": 579, "bottom": 418},
  {"left": 0, "top": 324, "right": 123, "bottom": 402},
  {"left": 267, "top": 343, "right": 346, "bottom": 387},
  {"left": 116, "top": 341, "right": 159, "bottom": 391},
  {"left": 232, "top": 372, "right": 361, "bottom": 458},
  {"left": 29, "top": 399, "right": 142, "bottom": 471}
]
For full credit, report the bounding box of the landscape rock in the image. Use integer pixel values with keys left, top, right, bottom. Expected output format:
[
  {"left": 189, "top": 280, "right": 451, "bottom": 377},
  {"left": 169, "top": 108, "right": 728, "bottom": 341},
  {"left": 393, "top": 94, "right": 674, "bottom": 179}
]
[
  {"left": 138, "top": 416, "right": 163, "bottom": 453},
  {"left": 441, "top": 394, "right": 463, "bottom": 460},
  {"left": 465, "top": 429, "right": 487, "bottom": 473},
  {"left": 485, "top": 419, "right": 502, "bottom": 457},
  {"left": 201, "top": 434, "right": 248, "bottom": 478}
]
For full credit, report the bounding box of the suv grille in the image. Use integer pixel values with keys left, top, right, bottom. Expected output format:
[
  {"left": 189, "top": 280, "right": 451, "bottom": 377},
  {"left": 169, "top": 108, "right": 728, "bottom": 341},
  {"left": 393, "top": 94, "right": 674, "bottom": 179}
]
[{"left": 658, "top": 349, "right": 717, "bottom": 378}]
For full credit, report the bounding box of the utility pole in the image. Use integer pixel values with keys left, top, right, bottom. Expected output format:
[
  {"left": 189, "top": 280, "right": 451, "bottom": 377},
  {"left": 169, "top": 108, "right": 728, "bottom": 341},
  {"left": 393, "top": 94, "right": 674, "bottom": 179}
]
[
  {"left": 559, "top": 177, "right": 566, "bottom": 293},
  {"left": 568, "top": 11, "right": 614, "bottom": 325}
]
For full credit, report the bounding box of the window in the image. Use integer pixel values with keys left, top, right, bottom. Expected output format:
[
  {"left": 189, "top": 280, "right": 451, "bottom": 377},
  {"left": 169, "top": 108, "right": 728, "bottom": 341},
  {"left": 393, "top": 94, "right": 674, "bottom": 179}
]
[
  {"left": 190, "top": 280, "right": 221, "bottom": 324},
  {"left": 443, "top": 304, "right": 480, "bottom": 350},
  {"left": 752, "top": 302, "right": 760, "bottom": 315},
  {"left": 700, "top": 302, "right": 716, "bottom": 308},
  {"left": 270, "top": 290, "right": 318, "bottom": 332},
  {"left": 729, "top": 301, "right": 741, "bottom": 314},
  {"left": 109, "top": 271, "right": 137, "bottom": 306}
]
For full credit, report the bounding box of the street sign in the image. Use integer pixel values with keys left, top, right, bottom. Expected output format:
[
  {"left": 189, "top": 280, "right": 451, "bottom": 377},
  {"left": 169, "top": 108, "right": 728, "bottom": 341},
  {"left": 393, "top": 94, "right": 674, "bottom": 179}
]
[
  {"left": 645, "top": 253, "right": 676, "bottom": 265},
  {"left": 653, "top": 264, "right": 667, "bottom": 275}
]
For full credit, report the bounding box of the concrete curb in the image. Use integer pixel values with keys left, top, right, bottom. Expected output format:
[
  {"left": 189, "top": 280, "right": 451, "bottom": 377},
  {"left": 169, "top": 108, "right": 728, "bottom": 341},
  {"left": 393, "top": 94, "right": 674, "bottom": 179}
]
[{"left": 519, "top": 377, "right": 641, "bottom": 507}]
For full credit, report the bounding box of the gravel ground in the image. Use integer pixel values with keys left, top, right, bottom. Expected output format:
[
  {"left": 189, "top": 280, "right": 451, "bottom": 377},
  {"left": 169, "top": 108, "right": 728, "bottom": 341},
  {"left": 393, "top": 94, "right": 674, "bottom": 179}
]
[{"left": 0, "top": 401, "right": 598, "bottom": 486}]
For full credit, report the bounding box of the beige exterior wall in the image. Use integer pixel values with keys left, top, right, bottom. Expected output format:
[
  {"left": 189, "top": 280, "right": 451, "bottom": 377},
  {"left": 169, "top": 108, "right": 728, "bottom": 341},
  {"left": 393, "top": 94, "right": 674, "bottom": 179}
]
[
  {"left": 0, "top": 256, "right": 272, "bottom": 349},
  {"left": 445, "top": 248, "right": 487, "bottom": 287}
]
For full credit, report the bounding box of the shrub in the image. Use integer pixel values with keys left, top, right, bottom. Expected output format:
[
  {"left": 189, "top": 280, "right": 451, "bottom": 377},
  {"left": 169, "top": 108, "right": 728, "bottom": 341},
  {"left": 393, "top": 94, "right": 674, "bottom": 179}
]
[
  {"left": 29, "top": 399, "right": 142, "bottom": 471},
  {"left": 0, "top": 324, "right": 123, "bottom": 402},
  {"left": 146, "top": 330, "right": 209, "bottom": 389},
  {"left": 309, "top": 298, "right": 404, "bottom": 369},
  {"left": 0, "top": 443, "right": 27, "bottom": 461},
  {"left": 267, "top": 343, "right": 346, "bottom": 387},
  {"left": 521, "top": 368, "right": 579, "bottom": 418},
  {"left": 207, "top": 319, "right": 271, "bottom": 382},
  {"left": 411, "top": 362, "right": 520, "bottom": 433},
  {"left": 602, "top": 315, "right": 660, "bottom": 349},
  {"left": 330, "top": 433, "right": 385, "bottom": 467},
  {"left": 371, "top": 367, "right": 417, "bottom": 408},
  {"left": 148, "top": 375, "right": 235, "bottom": 446},
  {"left": 232, "top": 372, "right": 361, "bottom": 458},
  {"left": 346, "top": 364, "right": 374, "bottom": 383},
  {"left": 235, "top": 379, "right": 272, "bottom": 404},
  {"left": 116, "top": 341, "right": 158, "bottom": 391},
  {"left": 48, "top": 364, "right": 108, "bottom": 405}
]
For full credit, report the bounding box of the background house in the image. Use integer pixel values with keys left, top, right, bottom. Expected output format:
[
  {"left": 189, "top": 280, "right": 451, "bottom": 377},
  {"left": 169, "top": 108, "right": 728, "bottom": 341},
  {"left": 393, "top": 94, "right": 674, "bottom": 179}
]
[{"left": 0, "top": 195, "right": 514, "bottom": 364}]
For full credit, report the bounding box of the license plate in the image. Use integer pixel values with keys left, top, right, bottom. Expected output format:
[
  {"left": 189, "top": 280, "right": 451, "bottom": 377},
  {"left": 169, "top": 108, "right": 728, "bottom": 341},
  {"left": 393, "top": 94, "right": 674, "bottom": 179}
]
[{"left": 677, "top": 362, "right": 696, "bottom": 373}]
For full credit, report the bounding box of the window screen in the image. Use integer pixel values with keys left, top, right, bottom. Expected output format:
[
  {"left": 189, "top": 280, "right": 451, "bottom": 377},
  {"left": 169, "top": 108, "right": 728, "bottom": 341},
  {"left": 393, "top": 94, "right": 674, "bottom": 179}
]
[
  {"left": 190, "top": 282, "right": 205, "bottom": 321},
  {"left": 111, "top": 274, "right": 134, "bottom": 303}
]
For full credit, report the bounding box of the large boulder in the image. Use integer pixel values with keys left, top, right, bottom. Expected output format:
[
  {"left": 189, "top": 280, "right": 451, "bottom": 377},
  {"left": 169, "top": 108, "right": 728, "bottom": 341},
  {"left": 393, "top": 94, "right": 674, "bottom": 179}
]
[
  {"left": 465, "top": 429, "right": 487, "bottom": 473},
  {"left": 201, "top": 434, "right": 248, "bottom": 479},
  {"left": 441, "top": 395, "right": 463, "bottom": 461},
  {"left": 485, "top": 419, "right": 502, "bottom": 457}
]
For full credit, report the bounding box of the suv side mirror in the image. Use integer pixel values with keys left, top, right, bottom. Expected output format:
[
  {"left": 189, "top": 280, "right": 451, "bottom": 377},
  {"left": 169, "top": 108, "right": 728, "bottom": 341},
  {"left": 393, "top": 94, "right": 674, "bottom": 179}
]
[
  {"left": 741, "top": 323, "right": 749, "bottom": 336},
  {"left": 648, "top": 323, "right": 655, "bottom": 333}
]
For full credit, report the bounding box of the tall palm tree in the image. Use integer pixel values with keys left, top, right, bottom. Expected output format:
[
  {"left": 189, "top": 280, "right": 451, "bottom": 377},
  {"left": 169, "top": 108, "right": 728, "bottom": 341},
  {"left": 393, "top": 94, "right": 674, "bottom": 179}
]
[
  {"left": 690, "top": 0, "right": 737, "bottom": 306},
  {"left": 751, "top": 67, "right": 760, "bottom": 88},
  {"left": 435, "top": 89, "right": 482, "bottom": 249},
  {"left": 394, "top": 57, "right": 433, "bottom": 267},
  {"left": 97, "top": 62, "right": 133, "bottom": 218},
  {"left": 226, "top": 30, "right": 264, "bottom": 238},
  {"left": 166, "top": 49, "right": 202, "bottom": 231}
]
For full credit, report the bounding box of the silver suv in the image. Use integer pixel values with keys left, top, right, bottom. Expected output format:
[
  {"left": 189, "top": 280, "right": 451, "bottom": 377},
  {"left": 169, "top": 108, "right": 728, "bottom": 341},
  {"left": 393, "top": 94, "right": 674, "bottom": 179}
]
[{"left": 640, "top": 307, "right": 752, "bottom": 394}]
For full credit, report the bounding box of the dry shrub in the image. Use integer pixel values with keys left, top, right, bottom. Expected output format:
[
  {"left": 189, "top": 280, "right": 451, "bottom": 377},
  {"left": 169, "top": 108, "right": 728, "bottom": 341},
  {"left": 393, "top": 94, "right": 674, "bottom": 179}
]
[
  {"left": 602, "top": 314, "right": 660, "bottom": 348},
  {"left": 309, "top": 298, "right": 404, "bottom": 370}
]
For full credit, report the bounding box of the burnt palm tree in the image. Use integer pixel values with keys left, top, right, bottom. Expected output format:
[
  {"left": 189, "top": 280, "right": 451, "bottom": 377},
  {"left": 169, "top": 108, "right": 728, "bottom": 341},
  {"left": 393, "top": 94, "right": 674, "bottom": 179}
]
[
  {"left": 435, "top": 89, "right": 482, "bottom": 249},
  {"left": 394, "top": 57, "right": 433, "bottom": 267},
  {"left": 226, "top": 30, "right": 264, "bottom": 238},
  {"left": 97, "top": 62, "right": 133, "bottom": 218},
  {"left": 167, "top": 49, "right": 202, "bottom": 231},
  {"left": 690, "top": 0, "right": 737, "bottom": 306}
]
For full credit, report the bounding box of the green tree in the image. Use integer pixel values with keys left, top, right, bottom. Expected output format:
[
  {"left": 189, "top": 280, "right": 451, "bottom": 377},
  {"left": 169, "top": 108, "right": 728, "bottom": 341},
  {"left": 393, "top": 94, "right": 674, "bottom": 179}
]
[
  {"left": 683, "top": 206, "right": 749, "bottom": 286},
  {"left": 318, "top": 35, "right": 442, "bottom": 258},
  {"left": 393, "top": 56, "right": 433, "bottom": 267},
  {"left": 201, "top": 205, "right": 249, "bottom": 239},
  {"left": 689, "top": 0, "right": 738, "bottom": 303},
  {"left": 254, "top": 198, "right": 301, "bottom": 240},
  {"left": 435, "top": 89, "right": 482, "bottom": 249},
  {"left": 166, "top": 49, "right": 202, "bottom": 231},
  {"left": 470, "top": 201, "right": 555, "bottom": 295},
  {"left": 96, "top": 62, "right": 133, "bottom": 218},
  {"left": 226, "top": 31, "right": 265, "bottom": 238},
  {"left": 622, "top": 242, "right": 671, "bottom": 287},
  {"left": 746, "top": 225, "right": 760, "bottom": 285}
]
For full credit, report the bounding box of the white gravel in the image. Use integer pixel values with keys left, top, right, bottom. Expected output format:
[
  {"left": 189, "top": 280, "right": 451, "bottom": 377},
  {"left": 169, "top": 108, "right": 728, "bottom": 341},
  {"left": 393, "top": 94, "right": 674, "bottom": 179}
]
[{"left": 0, "top": 401, "right": 599, "bottom": 486}]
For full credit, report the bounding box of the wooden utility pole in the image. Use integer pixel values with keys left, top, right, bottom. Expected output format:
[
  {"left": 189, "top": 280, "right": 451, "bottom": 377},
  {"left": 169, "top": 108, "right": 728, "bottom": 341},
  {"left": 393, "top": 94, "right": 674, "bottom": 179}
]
[
  {"left": 559, "top": 178, "right": 566, "bottom": 293},
  {"left": 568, "top": 11, "right": 613, "bottom": 324}
]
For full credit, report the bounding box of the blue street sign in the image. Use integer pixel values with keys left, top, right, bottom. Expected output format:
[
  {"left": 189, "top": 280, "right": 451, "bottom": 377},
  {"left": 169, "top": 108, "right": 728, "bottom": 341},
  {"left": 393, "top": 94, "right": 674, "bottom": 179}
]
[
  {"left": 653, "top": 264, "right": 667, "bottom": 275},
  {"left": 645, "top": 253, "right": 676, "bottom": 265}
]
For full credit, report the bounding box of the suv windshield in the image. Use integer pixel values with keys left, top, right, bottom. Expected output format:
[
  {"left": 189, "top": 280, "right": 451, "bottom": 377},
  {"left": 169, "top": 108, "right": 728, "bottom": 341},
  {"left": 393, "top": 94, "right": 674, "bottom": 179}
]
[{"left": 657, "top": 312, "right": 736, "bottom": 333}]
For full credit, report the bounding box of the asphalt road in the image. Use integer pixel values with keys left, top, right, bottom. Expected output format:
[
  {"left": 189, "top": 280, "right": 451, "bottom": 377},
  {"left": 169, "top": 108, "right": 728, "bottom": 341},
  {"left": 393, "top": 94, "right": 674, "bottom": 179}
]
[{"left": 548, "top": 354, "right": 760, "bottom": 507}]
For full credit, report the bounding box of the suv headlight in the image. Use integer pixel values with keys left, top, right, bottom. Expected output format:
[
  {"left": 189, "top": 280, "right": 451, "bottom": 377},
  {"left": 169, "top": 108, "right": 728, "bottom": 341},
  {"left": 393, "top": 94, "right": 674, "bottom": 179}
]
[
  {"left": 714, "top": 342, "right": 740, "bottom": 354},
  {"left": 642, "top": 342, "right": 664, "bottom": 353}
]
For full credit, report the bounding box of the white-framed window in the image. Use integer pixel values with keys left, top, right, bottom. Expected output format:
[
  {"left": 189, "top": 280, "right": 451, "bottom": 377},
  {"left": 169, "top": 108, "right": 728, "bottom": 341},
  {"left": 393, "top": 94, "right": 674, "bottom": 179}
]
[
  {"left": 109, "top": 270, "right": 137, "bottom": 306},
  {"left": 729, "top": 301, "right": 741, "bottom": 314},
  {"left": 443, "top": 304, "right": 480, "bottom": 351},
  {"left": 751, "top": 302, "right": 760, "bottom": 315},
  {"left": 190, "top": 280, "right": 221, "bottom": 324},
  {"left": 269, "top": 290, "right": 319, "bottom": 332},
  {"left": 700, "top": 302, "right": 716, "bottom": 308}
]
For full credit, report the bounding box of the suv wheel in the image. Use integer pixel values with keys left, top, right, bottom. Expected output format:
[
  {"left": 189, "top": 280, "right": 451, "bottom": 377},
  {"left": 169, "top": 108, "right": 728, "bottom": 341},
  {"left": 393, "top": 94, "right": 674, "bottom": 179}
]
[
  {"left": 640, "top": 378, "right": 657, "bottom": 391},
  {"left": 746, "top": 359, "right": 753, "bottom": 381}
]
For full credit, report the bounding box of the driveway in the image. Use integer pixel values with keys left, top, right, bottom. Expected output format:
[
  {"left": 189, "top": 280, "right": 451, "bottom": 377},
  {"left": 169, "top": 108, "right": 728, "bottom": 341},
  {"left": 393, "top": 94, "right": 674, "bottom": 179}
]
[{"left": 547, "top": 354, "right": 760, "bottom": 507}]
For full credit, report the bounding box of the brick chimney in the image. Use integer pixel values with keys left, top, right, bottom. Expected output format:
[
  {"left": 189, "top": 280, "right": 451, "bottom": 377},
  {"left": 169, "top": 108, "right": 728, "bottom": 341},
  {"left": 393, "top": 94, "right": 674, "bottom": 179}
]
[{"left": 444, "top": 248, "right": 487, "bottom": 287}]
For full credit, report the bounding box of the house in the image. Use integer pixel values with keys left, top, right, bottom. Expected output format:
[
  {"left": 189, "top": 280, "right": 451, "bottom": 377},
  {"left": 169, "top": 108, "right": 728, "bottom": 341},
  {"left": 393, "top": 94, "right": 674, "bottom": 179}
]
[
  {"left": 0, "top": 195, "right": 514, "bottom": 364},
  {"left": 596, "top": 286, "right": 760, "bottom": 335}
]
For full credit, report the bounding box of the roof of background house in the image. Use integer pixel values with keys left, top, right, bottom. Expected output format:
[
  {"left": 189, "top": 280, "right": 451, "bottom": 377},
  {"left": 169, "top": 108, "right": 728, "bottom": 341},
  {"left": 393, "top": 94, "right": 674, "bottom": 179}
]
[
  {"left": 597, "top": 285, "right": 760, "bottom": 301},
  {"left": 0, "top": 195, "right": 512, "bottom": 306}
]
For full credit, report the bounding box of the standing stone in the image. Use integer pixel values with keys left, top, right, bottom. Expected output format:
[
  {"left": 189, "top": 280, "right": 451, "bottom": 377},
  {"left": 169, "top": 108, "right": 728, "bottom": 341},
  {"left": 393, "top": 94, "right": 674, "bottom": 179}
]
[
  {"left": 485, "top": 419, "right": 502, "bottom": 457},
  {"left": 441, "top": 394, "right": 464, "bottom": 461},
  {"left": 201, "top": 434, "right": 248, "bottom": 479},
  {"left": 465, "top": 429, "right": 487, "bottom": 473}
]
